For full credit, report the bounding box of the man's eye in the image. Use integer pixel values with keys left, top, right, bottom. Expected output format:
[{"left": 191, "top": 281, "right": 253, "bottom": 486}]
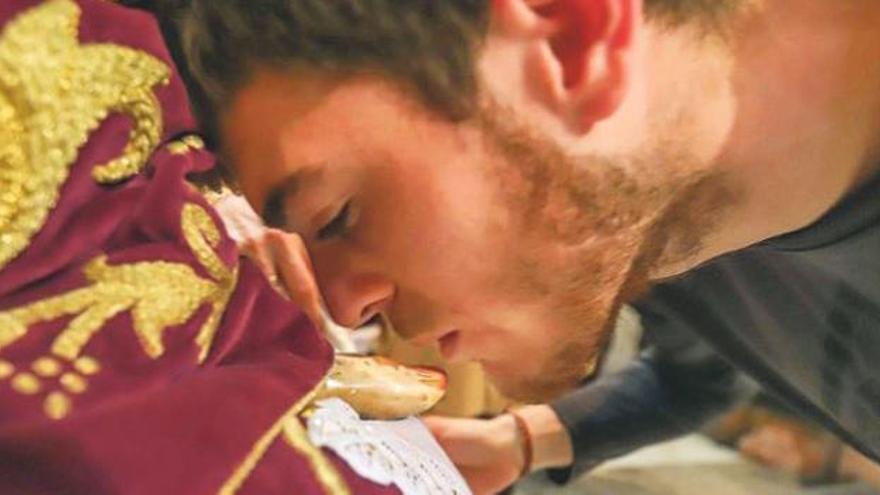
[{"left": 317, "top": 201, "right": 352, "bottom": 240}]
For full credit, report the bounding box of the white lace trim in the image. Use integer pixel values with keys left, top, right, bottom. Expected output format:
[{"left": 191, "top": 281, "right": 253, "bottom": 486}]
[{"left": 307, "top": 398, "right": 471, "bottom": 495}]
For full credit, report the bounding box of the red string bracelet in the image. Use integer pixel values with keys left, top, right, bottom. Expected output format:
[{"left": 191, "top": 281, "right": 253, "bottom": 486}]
[{"left": 508, "top": 409, "right": 533, "bottom": 478}]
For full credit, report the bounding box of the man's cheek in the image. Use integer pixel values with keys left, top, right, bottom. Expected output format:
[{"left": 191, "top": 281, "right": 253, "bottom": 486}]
[
  {"left": 480, "top": 342, "right": 541, "bottom": 380},
  {"left": 459, "top": 325, "right": 509, "bottom": 360}
]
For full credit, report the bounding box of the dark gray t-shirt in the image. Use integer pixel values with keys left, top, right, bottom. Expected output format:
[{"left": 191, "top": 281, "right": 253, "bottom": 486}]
[{"left": 551, "top": 170, "right": 880, "bottom": 478}]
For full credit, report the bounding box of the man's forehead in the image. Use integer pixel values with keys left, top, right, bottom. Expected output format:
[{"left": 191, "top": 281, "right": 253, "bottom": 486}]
[
  {"left": 224, "top": 69, "right": 338, "bottom": 151},
  {"left": 224, "top": 66, "right": 480, "bottom": 206},
  {"left": 222, "top": 69, "right": 342, "bottom": 203}
]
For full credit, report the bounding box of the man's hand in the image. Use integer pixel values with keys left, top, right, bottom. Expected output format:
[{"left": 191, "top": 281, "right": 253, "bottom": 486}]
[
  {"left": 423, "top": 415, "right": 524, "bottom": 495},
  {"left": 239, "top": 229, "right": 359, "bottom": 352},
  {"left": 239, "top": 229, "right": 323, "bottom": 325},
  {"left": 424, "top": 405, "right": 574, "bottom": 495}
]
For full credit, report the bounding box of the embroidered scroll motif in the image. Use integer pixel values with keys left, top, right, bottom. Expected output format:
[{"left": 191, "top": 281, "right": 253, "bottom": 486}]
[
  {"left": 0, "top": 0, "right": 170, "bottom": 270},
  {"left": 0, "top": 203, "right": 238, "bottom": 419}
]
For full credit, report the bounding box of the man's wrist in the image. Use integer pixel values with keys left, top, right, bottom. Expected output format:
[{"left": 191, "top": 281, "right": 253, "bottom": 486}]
[
  {"left": 508, "top": 409, "right": 534, "bottom": 477},
  {"left": 510, "top": 405, "right": 574, "bottom": 471}
]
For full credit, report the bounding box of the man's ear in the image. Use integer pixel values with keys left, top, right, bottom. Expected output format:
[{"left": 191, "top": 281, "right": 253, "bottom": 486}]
[{"left": 491, "top": 0, "right": 641, "bottom": 133}]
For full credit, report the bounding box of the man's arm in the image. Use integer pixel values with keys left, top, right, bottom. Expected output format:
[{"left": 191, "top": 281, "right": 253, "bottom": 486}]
[
  {"left": 425, "top": 326, "right": 756, "bottom": 494},
  {"left": 547, "top": 327, "right": 756, "bottom": 482}
]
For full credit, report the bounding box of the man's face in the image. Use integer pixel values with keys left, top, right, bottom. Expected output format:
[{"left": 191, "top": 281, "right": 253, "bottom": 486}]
[
  {"left": 212, "top": 0, "right": 741, "bottom": 402},
  {"left": 222, "top": 65, "right": 692, "bottom": 402}
]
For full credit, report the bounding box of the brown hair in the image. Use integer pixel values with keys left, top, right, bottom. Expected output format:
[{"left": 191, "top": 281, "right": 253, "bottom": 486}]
[
  {"left": 178, "top": 1, "right": 737, "bottom": 127},
  {"left": 182, "top": 1, "right": 491, "bottom": 125}
]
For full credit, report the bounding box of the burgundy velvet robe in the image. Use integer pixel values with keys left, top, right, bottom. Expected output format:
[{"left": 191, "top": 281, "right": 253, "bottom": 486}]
[{"left": 0, "top": 1, "right": 399, "bottom": 493}]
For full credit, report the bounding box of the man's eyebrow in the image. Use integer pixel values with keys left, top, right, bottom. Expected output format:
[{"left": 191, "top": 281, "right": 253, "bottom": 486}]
[
  {"left": 260, "top": 166, "right": 326, "bottom": 229},
  {"left": 262, "top": 174, "right": 301, "bottom": 229}
]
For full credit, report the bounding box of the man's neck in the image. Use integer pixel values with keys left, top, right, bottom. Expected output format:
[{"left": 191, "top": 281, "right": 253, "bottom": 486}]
[{"left": 651, "top": 0, "right": 880, "bottom": 277}]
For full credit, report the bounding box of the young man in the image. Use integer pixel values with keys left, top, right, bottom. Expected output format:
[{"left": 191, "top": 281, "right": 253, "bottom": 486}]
[{"left": 179, "top": 0, "right": 880, "bottom": 492}]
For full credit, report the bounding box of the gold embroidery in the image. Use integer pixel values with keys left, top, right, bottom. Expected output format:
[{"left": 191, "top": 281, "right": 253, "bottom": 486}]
[
  {"left": 0, "top": 255, "right": 206, "bottom": 360},
  {"left": 0, "top": 203, "right": 238, "bottom": 419},
  {"left": 283, "top": 417, "right": 350, "bottom": 495},
  {"left": 218, "top": 376, "right": 349, "bottom": 495},
  {"left": 44, "top": 391, "right": 71, "bottom": 420},
  {"left": 0, "top": 360, "right": 14, "bottom": 379},
  {"left": 0, "top": 0, "right": 170, "bottom": 270},
  {"left": 22, "top": 356, "right": 89, "bottom": 420},
  {"left": 0, "top": 203, "right": 237, "bottom": 364},
  {"left": 60, "top": 372, "right": 87, "bottom": 394},
  {"left": 181, "top": 203, "right": 238, "bottom": 362},
  {"left": 168, "top": 142, "right": 189, "bottom": 155},
  {"left": 0, "top": 313, "right": 27, "bottom": 354},
  {"left": 32, "top": 357, "right": 62, "bottom": 377},
  {"left": 182, "top": 203, "right": 226, "bottom": 280},
  {"left": 11, "top": 372, "right": 41, "bottom": 394},
  {"left": 73, "top": 356, "right": 100, "bottom": 375},
  {"left": 168, "top": 134, "right": 205, "bottom": 155},
  {"left": 182, "top": 135, "right": 206, "bottom": 150}
]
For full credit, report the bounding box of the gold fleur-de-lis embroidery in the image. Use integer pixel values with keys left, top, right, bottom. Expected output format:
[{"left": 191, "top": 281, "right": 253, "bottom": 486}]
[
  {"left": 0, "top": 203, "right": 238, "bottom": 419},
  {"left": 0, "top": 0, "right": 171, "bottom": 270},
  {"left": 0, "top": 203, "right": 236, "bottom": 362}
]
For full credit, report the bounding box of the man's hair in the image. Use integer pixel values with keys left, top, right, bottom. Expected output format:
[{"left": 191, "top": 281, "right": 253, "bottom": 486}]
[
  {"left": 182, "top": 1, "right": 490, "bottom": 126},
  {"left": 645, "top": 0, "right": 739, "bottom": 26},
  {"left": 179, "top": 0, "right": 736, "bottom": 139}
]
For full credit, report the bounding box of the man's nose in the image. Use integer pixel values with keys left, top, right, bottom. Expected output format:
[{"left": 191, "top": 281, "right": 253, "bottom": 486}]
[{"left": 321, "top": 274, "right": 394, "bottom": 328}]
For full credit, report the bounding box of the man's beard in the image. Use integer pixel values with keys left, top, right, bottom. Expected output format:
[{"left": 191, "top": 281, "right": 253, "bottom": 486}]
[{"left": 476, "top": 104, "right": 736, "bottom": 403}]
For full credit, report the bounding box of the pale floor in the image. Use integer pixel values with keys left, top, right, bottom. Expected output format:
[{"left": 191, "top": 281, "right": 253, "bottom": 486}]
[{"left": 514, "top": 435, "right": 880, "bottom": 495}]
